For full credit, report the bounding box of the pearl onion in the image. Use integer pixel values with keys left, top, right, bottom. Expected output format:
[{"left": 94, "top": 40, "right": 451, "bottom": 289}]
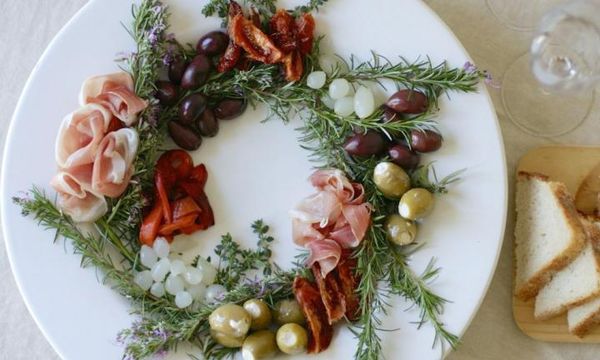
[
  {"left": 151, "top": 258, "right": 171, "bottom": 282},
  {"left": 306, "top": 71, "right": 326, "bottom": 89},
  {"left": 328, "top": 78, "right": 351, "bottom": 99},
  {"left": 183, "top": 266, "right": 203, "bottom": 285},
  {"left": 153, "top": 238, "right": 170, "bottom": 258},
  {"left": 334, "top": 96, "right": 355, "bottom": 117},
  {"left": 134, "top": 270, "right": 153, "bottom": 291},
  {"left": 150, "top": 282, "right": 165, "bottom": 298},
  {"left": 175, "top": 291, "right": 193, "bottom": 308},
  {"left": 196, "top": 257, "right": 217, "bottom": 285},
  {"left": 354, "top": 86, "right": 375, "bottom": 119},
  {"left": 187, "top": 283, "right": 207, "bottom": 301},
  {"left": 170, "top": 259, "right": 186, "bottom": 276},
  {"left": 165, "top": 274, "right": 185, "bottom": 295},
  {"left": 321, "top": 94, "right": 336, "bottom": 109},
  {"left": 205, "top": 284, "right": 227, "bottom": 304},
  {"left": 140, "top": 245, "right": 158, "bottom": 268}
]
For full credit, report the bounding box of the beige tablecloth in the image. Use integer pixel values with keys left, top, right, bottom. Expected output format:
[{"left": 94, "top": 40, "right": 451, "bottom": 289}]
[{"left": 2, "top": 1, "right": 600, "bottom": 359}]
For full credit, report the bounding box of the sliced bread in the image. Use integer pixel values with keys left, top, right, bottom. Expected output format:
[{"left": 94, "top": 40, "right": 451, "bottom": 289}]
[
  {"left": 567, "top": 218, "right": 600, "bottom": 337},
  {"left": 534, "top": 217, "right": 600, "bottom": 320},
  {"left": 514, "top": 172, "right": 586, "bottom": 301},
  {"left": 568, "top": 296, "right": 600, "bottom": 337}
]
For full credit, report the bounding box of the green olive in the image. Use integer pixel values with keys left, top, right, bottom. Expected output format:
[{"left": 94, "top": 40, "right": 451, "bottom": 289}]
[
  {"left": 273, "top": 299, "right": 305, "bottom": 325},
  {"left": 398, "top": 188, "right": 434, "bottom": 220},
  {"left": 373, "top": 162, "right": 411, "bottom": 199},
  {"left": 210, "top": 329, "right": 245, "bottom": 348},
  {"left": 385, "top": 214, "right": 418, "bottom": 245},
  {"left": 209, "top": 303, "right": 252, "bottom": 339},
  {"left": 241, "top": 330, "right": 278, "bottom": 360},
  {"left": 243, "top": 299, "right": 273, "bottom": 331},
  {"left": 276, "top": 323, "right": 308, "bottom": 355}
]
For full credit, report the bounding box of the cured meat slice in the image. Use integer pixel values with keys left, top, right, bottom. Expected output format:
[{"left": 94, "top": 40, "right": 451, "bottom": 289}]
[
  {"left": 79, "top": 72, "right": 147, "bottom": 126},
  {"left": 91, "top": 128, "right": 139, "bottom": 198},
  {"left": 55, "top": 103, "right": 112, "bottom": 169}
]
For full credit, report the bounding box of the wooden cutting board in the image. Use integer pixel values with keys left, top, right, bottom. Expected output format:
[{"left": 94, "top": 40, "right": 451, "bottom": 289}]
[{"left": 514, "top": 145, "right": 600, "bottom": 343}]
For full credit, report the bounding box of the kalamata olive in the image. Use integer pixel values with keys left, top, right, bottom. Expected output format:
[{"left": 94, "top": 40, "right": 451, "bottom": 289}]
[
  {"left": 381, "top": 105, "right": 402, "bottom": 123},
  {"left": 179, "top": 94, "right": 207, "bottom": 125},
  {"left": 214, "top": 98, "right": 247, "bottom": 120},
  {"left": 243, "top": 299, "right": 272, "bottom": 331},
  {"left": 155, "top": 81, "right": 178, "bottom": 106},
  {"left": 385, "top": 214, "right": 418, "bottom": 246},
  {"left": 197, "top": 31, "right": 229, "bottom": 56},
  {"left": 209, "top": 304, "right": 252, "bottom": 338},
  {"left": 242, "top": 330, "right": 278, "bottom": 360},
  {"left": 169, "top": 56, "right": 188, "bottom": 85},
  {"left": 181, "top": 55, "right": 211, "bottom": 90},
  {"left": 168, "top": 121, "right": 202, "bottom": 151},
  {"left": 388, "top": 144, "right": 420, "bottom": 170},
  {"left": 373, "top": 162, "right": 411, "bottom": 199},
  {"left": 211, "top": 330, "right": 245, "bottom": 348},
  {"left": 410, "top": 129, "right": 442, "bottom": 153},
  {"left": 196, "top": 109, "right": 219, "bottom": 137},
  {"left": 386, "top": 89, "right": 428, "bottom": 114},
  {"left": 343, "top": 131, "right": 386, "bottom": 157},
  {"left": 276, "top": 323, "right": 308, "bottom": 355},
  {"left": 398, "top": 188, "right": 435, "bottom": 220},
  {"left": 273, "top": 299, "right": 305, "bottom": 325}
]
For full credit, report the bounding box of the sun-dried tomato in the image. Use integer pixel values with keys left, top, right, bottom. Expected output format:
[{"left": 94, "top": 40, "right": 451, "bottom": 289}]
[
  {"left": 293, "top": 277, "right": 333, "bottom": 354},
  {"left": 217, "top": 1, "right": 244, "bottom": 72},
  {"left": 336, "top": 251, "right": 361, "bottom": 321},
  {"left": 282, "top": 50, "right": 304, "bottom": 82},
  {"left": 269, "top": 9, "right": 297, "bottom": 53},
  {"left": 249, "top": 7, "right": 262, "bottom": 28},
  {"left": 296, "top": 13, "right": 315, "bottom": 55},
  {"left": 312, "top": 263, "right": 346, "bottom": 324},
  {"left": 230, "top": 14, "right": 284, "bottom": 64}
]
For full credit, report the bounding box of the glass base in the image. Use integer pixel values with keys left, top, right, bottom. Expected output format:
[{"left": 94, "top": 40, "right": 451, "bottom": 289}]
[
  {"left": 501, "top": 54, "right": 594, "bottom": 137},
  {"left": 486, "top": 0, "right": 562, "bottom": 32}
]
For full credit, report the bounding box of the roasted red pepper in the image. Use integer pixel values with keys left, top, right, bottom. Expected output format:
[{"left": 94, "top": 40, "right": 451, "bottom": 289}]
[{"left": 139, "top": 150, "right": 214, "bottom": 245}]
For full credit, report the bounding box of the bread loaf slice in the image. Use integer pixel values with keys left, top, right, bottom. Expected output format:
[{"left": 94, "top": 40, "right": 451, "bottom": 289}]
[
  {"left": 514, "top": 172, "right": 586, "bottom": 300},
  {"left": 568, "top": 218, "right": 600, "bottom": 337},
  {"left": 534, "top": 217, "right": 600, "bottom": 320},
  {"left": 568, "top": 297, "right": 600, "bottom": 337}
]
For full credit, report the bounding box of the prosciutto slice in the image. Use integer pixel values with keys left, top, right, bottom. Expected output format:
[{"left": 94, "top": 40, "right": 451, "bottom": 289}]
[
  {"left": 51, "top": 171, "right": 107, "bottom": 223},
  {"left": 292, "top": 169, "right": 371, "bottom": 276},
  {"left": 55, "top": 104, "right": 112, "bottom": 169},
  {"left": 289, "top": 190, "right": 342, "bottom": 228},
  {"left": 306, "top": 239, "right": 342, "bottom": 277},
  {"left": 79, "top": 72, "right": 147, "bottom": 126},
  {"left": 91, "top": 128, "right": 139, "bottom": 198}
]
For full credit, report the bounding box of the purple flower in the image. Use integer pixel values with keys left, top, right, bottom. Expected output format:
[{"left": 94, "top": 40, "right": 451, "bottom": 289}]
[
  {"left": 463, "top": 61, "right": 477, "bottom": 74},
  {"left": 483, "top": 70, "right": 501, "bottom": 89},
  {"left": 152, "top": 4, "right": 164, "bottom": 15}
]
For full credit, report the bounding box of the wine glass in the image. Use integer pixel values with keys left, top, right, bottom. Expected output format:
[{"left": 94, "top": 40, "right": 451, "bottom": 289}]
[
  {"left": 486, "top": 0, "right": 563, "bottom": 32},
  {"left": 501, "top": 0, "right": 600, "bottom": 137}
]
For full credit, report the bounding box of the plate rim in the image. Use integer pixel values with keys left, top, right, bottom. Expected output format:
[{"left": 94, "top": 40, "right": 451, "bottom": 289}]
[{"left": 1, "top": 0, "right": 508, "bottom": 358}]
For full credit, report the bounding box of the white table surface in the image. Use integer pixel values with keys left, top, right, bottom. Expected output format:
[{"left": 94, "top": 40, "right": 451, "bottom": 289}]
[{"left": 2, "top": 0, "right": 600, "bottom": 359}]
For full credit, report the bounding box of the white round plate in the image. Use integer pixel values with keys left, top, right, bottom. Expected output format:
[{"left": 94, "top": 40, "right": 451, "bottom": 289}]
[{"left": 1, "top": 0, "right": 507, "bottom": 359}]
